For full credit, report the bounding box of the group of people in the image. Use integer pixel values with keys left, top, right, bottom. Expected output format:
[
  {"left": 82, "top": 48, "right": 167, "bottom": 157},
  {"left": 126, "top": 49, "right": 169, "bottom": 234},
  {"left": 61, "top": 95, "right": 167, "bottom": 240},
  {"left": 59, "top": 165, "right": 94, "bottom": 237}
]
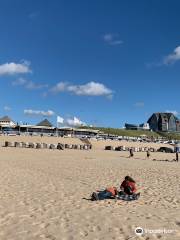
[
  {"left": 129, "top": 148, "right": 150, "bottom": 158},
  {"left": 91, "top": 176, "right": 140, "bottom": 201},
  {"left": 129, "top": 148, "right": 179, "bottom": 162}
]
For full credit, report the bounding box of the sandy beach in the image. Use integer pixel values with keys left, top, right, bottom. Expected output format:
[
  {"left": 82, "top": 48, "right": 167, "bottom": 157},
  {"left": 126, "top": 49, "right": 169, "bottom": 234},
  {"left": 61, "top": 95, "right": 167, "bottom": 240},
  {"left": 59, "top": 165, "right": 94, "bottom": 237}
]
[{"left": 0, "top": 136, "right": 179, "bottom": 240}]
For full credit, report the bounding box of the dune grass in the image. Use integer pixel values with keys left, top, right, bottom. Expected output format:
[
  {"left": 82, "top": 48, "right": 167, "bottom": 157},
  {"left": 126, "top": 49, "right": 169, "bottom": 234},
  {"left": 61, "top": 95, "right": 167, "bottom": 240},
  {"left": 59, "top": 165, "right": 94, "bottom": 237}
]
[{"left": 80, "top": 126, "right": 160, "bottom": 138}]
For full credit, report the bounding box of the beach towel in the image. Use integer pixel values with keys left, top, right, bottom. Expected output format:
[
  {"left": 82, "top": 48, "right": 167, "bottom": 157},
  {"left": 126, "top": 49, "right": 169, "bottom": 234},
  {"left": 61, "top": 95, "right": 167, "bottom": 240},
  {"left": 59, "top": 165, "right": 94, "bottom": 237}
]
[
  {"left": 91, "top": 190, "right": 140, "bottom": 201},
  {"left": 116, "top": 192, "right": 140, "bottom": 201}
]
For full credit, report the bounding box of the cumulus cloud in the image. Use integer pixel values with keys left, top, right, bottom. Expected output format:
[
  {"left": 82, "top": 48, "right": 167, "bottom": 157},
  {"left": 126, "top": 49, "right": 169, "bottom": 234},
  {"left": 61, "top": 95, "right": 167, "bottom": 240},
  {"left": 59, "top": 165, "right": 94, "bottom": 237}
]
[
  {"left": 28, "top": 11, "right": 40, "bottom": 19},
  {"left": 57, "top": 115, "right": 86, "bottom": 127},
  {"left": 67, "top": 82, "right": 112, "bottom": 96},
  {"left": 0, "top": 61, "right": 31, "bottom": 75},
  {"left": 50, "top": 81, "right": 113, "bottom": 98},
  {"left": 103, "top": 33, "right": 123, "bottom": 46},
  {"left": 12, "top": 77, "right": 27, "bottom": 86},
  {"left": 25, "top": 81, "right": 48, "bottom": 90},
  {"left": 24, "top": 109, "right": 55, "bottom": 117},
  {"left": 66, "top": 117, "right": 86, "bottom": 127},
  {"left": 4, "top": 106, "right": 11, "bottom": 111},
  {"left": 50, "top": 82, "right": 67, "bottom": 93},
  {"left": 12, "top": 78, "right": 48, "bottom": 90},
  {"left": 165, "top": 110, "right": 179, "bottom": 116},
  {"left": 134, "top": 102, "right": 145, "bottom": 107},
  {"left": 163, "top": 46, "right": 180, "bottom": 65}
]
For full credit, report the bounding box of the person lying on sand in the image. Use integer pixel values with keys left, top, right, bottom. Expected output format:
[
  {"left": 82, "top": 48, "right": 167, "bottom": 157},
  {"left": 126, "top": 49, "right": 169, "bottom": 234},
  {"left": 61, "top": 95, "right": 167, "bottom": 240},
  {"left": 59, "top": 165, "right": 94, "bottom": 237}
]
[
  {"left": 91, "top": 187, "right": 118, "bottom": 201},
  {"left": 91, "top": 176, "right": 140, "bottom": 201}
]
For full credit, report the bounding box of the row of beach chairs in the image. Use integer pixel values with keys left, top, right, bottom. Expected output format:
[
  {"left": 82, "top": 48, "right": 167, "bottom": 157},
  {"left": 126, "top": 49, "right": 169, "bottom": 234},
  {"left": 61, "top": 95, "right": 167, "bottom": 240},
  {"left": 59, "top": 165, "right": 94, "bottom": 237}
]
[
  {"left": 105, "top": 145, "right": 156, "bottom": 152},
  {"left": 3, "top": 141, "right": 92, "bottom": 150}
]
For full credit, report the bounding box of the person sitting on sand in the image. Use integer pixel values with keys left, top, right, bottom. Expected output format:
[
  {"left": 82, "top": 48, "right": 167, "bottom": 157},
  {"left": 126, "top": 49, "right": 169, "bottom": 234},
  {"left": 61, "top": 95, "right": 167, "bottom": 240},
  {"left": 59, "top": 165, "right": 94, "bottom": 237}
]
[
  {"left": 119, "top": 176, "right": 136, "bottom": 195},
  {"left": 91, "top": 176, "right": 140, "bottom": 201},
  {"left": 116, "top": 176, "right": 140, "bottom": 201}
]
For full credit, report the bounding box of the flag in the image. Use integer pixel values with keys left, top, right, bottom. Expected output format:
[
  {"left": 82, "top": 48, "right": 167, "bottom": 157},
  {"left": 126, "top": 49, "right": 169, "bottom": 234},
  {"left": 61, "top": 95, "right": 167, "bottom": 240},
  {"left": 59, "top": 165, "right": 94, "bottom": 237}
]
[{"left": 57, "top": 116, "right": 64, "bottom": 126}]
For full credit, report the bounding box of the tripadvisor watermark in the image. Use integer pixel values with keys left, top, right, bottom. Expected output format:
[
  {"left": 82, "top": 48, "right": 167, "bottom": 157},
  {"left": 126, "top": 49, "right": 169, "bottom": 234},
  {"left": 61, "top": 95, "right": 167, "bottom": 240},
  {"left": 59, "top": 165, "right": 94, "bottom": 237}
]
[{"left": 135, "top": 227, "right": 176, "bottom": 236}]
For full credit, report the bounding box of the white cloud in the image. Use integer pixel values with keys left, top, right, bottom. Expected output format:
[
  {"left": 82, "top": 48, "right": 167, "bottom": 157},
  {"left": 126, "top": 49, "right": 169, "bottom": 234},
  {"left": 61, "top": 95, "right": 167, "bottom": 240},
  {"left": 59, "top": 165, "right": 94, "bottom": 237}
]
[
  {"left": 12, "top": 77, "right": 27, "bottom": 86},
  {"left": 165, "top": 110, "right": 179, "bottom": 116},
  {"left": 0, "top": 61, "right": 31, "bottom": 75},
  {"left": 109, "top": 40, "right": 123, "bottom": 46},
  {"left": 24, "top": 109, "right": 55, "bottom": 117},
  {"left": 67, "top": 82, "right": 112, "bottom": 96},
  {"left": 104, "top": 34, "right": 114, "bottom": 42},
  {"left": 66, "top": 117, "right": 86, "bottom": 127},
  {"left": 106, "top": 94, "right": 113, "bottom": 100},
  {"left": 134, "top": 102, "right": 145, "bottom": 107},
  {"left": 50, "top": 82, "right": 67, "bottom": 93},
  {"left": 25, "top": 81, "right": 48, "bottom": 90},
  {"left": 103, "top": 33, "right": 123, "bottom": 46},
  {"left": 50, "top": 81, "right": 113, "bottom": 98},
  {"left": 4, "top": 106, "right": 11, "bottom": 111},
  {"left": 12, "top": 78, "right": 48, "bottom": 90},
  {"left": 28, "top": 11, "right": 40, "bottom": 19},
  {"left": 163, "top": 46, "right": 180, "bottom": 65}
]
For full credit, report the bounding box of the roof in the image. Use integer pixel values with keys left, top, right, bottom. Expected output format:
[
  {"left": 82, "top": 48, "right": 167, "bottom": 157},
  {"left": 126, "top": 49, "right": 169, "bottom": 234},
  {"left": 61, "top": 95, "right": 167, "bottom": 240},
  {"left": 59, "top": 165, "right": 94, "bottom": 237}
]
[
  {"left": 36, "top": 119, "right": 53, "bottom": 127},
  {"left": 148, "top": 112, "right": 179, "bottom": 122},
  {"left": 125, "top": 123, "right": 139, "bottom": 128},
  {"left": 157, "top": 112, "right": 178, "bottom": 120},
  {"left": 0, "top": 116, "right": 14, "bottom": 122}
]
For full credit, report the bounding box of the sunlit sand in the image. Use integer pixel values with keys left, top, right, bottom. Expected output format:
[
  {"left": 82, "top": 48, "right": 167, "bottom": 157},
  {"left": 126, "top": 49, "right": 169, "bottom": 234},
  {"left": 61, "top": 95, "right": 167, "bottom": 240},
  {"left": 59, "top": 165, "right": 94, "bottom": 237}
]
[{"left": 0, "top": 136, "right": 179, "bottom": 240}]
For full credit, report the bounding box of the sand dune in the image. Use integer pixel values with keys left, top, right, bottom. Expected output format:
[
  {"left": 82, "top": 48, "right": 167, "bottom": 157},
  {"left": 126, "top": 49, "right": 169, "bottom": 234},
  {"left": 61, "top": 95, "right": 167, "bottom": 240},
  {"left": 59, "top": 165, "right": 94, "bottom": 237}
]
[{"left": 0, "top": 136, "right": 179, "bottom": 240}]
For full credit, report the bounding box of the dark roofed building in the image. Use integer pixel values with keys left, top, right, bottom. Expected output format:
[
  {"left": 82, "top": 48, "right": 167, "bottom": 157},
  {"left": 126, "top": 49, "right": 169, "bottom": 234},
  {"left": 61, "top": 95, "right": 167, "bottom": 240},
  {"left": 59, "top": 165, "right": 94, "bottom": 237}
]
[
  {"left": 147, "top": 113, "right": 179, "bottom": 132},
  {"left": 0, "top": 116, "right": 16, "bottom": 127},
  {"left": 36, "top": 119, "right": 53, "bottom": 127},
  {"left": 176, "top": 120, "right": 180, "bottom": 132},
  {"left": 0, "top": 116, "right": 13, "bottom": 122}
]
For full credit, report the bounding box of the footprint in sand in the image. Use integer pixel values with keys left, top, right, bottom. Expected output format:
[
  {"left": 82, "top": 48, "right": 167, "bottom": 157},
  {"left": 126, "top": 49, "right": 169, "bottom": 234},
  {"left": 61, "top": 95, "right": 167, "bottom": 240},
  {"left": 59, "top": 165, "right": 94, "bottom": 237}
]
[
  {"left": 157, "top": 234, "right": 163, "bottom": 239},
  {"left": 145, "top": 213, "right": 152, "bottom": 219},
  {"left": 92, "top": 225, "right": 101, "bottom": 232},
  {"left": 80, "top": 231, "right": 88, "bottom": 237}
]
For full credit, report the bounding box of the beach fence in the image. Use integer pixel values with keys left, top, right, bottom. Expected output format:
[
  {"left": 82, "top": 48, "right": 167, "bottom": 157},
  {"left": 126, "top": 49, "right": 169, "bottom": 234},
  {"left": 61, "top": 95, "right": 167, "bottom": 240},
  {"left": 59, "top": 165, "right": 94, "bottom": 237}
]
[{"left": 3, "top": 141, "right": 92, "bottom": 151}]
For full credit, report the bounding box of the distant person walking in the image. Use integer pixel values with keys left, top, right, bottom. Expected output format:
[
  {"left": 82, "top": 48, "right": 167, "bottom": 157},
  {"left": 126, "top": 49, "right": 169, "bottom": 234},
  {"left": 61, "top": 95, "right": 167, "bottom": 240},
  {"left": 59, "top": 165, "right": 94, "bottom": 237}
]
[
  {"left": 176, "top": 152, "right": 179, "bottom": 162},
  {"left": 147, "top": 150, "right": 150, "bottom": 158},
  {"left": 129, "top": 148, "right": 134, "bottom": 158}
]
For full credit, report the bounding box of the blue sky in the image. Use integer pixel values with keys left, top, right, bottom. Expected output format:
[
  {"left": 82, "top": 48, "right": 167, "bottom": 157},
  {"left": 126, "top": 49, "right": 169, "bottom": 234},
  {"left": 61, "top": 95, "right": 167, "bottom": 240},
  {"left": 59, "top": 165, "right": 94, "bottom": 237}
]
[{"left": 0, "top": 0, "right": 180, "bottom": 127}]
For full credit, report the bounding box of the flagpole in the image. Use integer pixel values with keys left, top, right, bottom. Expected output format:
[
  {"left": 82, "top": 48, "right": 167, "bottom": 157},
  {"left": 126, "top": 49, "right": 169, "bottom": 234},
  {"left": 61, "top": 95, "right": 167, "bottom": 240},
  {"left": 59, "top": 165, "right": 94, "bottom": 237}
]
[
  {"left": 56, "top": 116, "right": 64, "bottom": 137},
  {"left": 56, "top": 116, "right": 58, "bottom": 137}
]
